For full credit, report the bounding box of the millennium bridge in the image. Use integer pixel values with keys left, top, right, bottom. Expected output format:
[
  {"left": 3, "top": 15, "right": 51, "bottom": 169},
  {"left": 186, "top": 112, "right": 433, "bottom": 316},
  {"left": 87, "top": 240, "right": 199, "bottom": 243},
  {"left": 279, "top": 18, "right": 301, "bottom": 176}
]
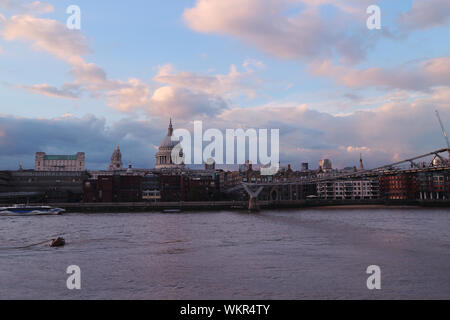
[{"left": 229, "top": 148, "right": 450, "bottom": 211}]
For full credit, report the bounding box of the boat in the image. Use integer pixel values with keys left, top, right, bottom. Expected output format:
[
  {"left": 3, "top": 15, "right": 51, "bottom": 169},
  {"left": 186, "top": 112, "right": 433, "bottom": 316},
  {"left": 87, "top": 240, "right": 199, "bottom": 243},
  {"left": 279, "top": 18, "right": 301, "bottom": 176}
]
[
  {"left": 162, "top": 208, "right": 183, "bottom": 214},
  {"left": 0, "top": 204, "right": 65, "bottom": 216},
  {"left": 50, "top": 237, "right": 66, "bottom": 247}
]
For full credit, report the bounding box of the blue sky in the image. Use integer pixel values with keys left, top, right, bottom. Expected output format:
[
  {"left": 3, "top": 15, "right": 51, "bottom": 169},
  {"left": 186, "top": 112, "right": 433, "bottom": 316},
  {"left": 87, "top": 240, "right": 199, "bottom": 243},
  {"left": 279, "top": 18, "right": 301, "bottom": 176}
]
[{"left": 1, "top": 0, "right": 450, "bottom": 170}]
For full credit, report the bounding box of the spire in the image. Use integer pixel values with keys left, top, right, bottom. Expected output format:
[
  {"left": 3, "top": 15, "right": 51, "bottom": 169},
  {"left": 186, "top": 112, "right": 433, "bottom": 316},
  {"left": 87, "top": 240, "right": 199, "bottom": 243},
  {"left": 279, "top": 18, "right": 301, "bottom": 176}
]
[
  {"left": 359, "top": 153, "right": 364, "bottom": 171},
  {"left": 168, "top": 118, "right": 174, "bottom": 136},
  {"left": 109, "top": 144, "right": 123, "bottom": 170}
]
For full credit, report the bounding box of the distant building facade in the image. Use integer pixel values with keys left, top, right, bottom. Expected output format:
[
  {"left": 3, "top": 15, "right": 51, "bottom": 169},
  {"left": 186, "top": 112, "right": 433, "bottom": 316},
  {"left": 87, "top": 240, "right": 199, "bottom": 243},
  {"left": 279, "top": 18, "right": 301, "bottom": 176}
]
[
  {"left": 83, "top": 174, "right": 142, "bottom": 203},
  {"left": 319, "top": 159, "right": 332, "bottom": 172},
  {"left": 317, "top": 179, "right": 379, "bottom": 200},
  {"left": 0, "top": 171, "right": 10, "bottom": 190},
  {"left": 159, "top": 171, "right": 220, "bottom": 202},
  {"left": 416, "top": 171, "right": 450, "bottom": 200},
  {"left": 142, "top": 173, "right": 161, "bottom": 202},
  {"left": 301, "top": 163, "right": 309, "bottom": 172},
  {"left": 35, "top": 152, "right": 85, "bottom": 172},
  {"left": 379, "top": 174, "right": 418, "bottom": 200},
  {"left": 0, "top": 170, "right": 88, "bottom": 203}
]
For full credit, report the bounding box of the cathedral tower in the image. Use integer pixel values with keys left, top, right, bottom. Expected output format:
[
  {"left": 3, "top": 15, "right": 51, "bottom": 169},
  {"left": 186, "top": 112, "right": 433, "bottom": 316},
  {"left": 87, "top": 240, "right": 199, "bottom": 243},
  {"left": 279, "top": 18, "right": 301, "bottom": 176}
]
[{"left": 109, "top": 145, "right": 123, "bottom": 171}]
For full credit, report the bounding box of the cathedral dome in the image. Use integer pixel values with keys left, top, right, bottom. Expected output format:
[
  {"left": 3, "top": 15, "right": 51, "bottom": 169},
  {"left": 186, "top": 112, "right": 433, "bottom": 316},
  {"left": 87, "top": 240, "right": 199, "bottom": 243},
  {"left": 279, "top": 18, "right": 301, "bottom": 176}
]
[
  {"left": 159, "top": 135, "right": 179, "bottom": 149},
  {"left": 155, "top": 119, "right": 184, "bottom": 170}
]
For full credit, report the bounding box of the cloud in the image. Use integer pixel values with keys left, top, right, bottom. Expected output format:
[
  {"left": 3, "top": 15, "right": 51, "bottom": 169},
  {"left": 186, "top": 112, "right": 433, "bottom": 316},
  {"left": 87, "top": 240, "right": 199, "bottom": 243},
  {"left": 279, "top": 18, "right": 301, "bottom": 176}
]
[
  {"left": 183, "top": 0, "right": 450, "bottom": 90},
  {"left": 154, "top": 62, "right": 261, "bottom": 99},
  {"left": 0, "top": 8, "right": 243, "bottom": 119},
  {"left": 149, "top": 86, "right": 228, "bottom": 118},
  {"left": 398, "top": 0, "right": 450, "bottom": 31},
  {"left": 0, "top": 0, "right": 53, "bottom": 15},
  {"left": 184, "top": 0, "right": 374, "bottom": 64},
  {"left": 1, "top": 86, "right": 450, "bottom": 170},
  {"left": 106, "top": 78, "right": 151, "bottom": 112},
  {"left": 0, "top": 14, "right": 90, "bottom": 61},
  {"left": 69, "top": 58, "right": 108, "bottom": 85},
  {"left": 0, "top": 114, "right": 165, "bottom": 170},
  {"left": 311, "top": 56, "right": 450, "bottom": 91},
  {"left": 18, "top": 83, "right": 80, "bottom": 99},
  {"left": 300, "top": 0, "right": 375, "bottom": 15},
  {"left": 0, "top": 11, "right": 151, "bottom": 110},
  {"left": 345, "top": 146, "right": 371, "bottom": 153},
  {"left": 213, "top": 86, "right": 450, "bottom": 168}
]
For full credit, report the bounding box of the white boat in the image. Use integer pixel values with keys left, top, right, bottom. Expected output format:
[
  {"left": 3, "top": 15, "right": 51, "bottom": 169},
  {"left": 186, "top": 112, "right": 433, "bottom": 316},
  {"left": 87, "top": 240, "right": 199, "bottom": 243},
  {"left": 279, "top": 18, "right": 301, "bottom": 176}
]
[
  {"left": 0, "top": 205, "right": 65, "bottom": 216},
  {"left": 162, "top": 209, "right": 183, "bottom": 214}
]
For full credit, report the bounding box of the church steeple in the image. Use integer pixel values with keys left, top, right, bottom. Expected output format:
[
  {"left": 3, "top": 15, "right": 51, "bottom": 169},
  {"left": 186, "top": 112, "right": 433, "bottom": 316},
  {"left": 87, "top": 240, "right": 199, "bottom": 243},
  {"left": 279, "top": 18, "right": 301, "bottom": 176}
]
[
  {"left": 168, "top": 118, "right": 174, "bottom": 136},
  {"left": 109, "top": 144, "right": 123, "bottom": 171}
]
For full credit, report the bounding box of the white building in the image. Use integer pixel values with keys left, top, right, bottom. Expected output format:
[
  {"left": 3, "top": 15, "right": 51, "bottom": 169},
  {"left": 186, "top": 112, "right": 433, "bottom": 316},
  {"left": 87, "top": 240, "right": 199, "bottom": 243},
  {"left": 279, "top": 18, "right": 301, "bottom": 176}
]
[
  {"left": 317, "top": 179, "right": 379, "bottom": 200},
  {"left": 34, "top": 152, "right": 85, "bottom": 172}
]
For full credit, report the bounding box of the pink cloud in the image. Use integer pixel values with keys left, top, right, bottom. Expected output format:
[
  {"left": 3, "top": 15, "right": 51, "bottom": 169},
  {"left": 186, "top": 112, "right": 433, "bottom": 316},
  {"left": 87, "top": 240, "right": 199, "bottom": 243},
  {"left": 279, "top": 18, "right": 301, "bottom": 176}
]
[
  {"left": 0, "top": 0, "right": 53, "bottom": 15},
  {"left": 184, "top": 0, "right": 368, "bottom": 63},
  {"left": 106, "top": 79, "right": 151, "bottom": 112},
  {"left": 154, "top": 63, "right": 261, "bottom": 100},
  {"left": 0, "top": 14, "right": 90, "bottom": 61},
  {"left": 311, "top": 57, "right": 450, "bottom": 91},
  {"left": 18, "top": 83, "right": 79, "bottom": 99},
  {"left": 0, "top": 9, "right": 241, "bottom": 119},
  {"left": 398, "top": 0, "right": 450, "bottom": 31}
]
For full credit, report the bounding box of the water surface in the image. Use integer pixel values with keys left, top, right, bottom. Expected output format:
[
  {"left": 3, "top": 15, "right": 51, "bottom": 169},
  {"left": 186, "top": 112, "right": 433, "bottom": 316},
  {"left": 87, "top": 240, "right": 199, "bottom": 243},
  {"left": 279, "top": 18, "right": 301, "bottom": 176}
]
[{"left": 0, "top": 208, "right": 449, "bottom": 299}]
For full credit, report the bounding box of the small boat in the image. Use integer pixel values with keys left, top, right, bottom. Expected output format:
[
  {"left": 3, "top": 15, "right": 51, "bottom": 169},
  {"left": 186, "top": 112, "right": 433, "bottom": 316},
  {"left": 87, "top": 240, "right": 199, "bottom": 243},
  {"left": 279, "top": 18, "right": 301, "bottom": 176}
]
[
  {"left": 162, "top": 209, "right": 182, "bottom": 214},
  {"left": 50, "top": 237, "right": 66, "bottom": 247},
  {"left": 0, "top": 204, "right": 65, "bottom": 216}
]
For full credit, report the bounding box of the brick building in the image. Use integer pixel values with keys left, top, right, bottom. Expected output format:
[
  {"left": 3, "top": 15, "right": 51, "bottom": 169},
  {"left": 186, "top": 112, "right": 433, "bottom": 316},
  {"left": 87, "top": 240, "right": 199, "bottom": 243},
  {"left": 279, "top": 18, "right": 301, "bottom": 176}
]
[
  {"left": 159, "top": 172, "right": 220, "bottom": 202},
  {"left": 83, "top": 175, "right": 142, "bottom": 202},
  {"left": 416, "top": 171, "right": 450, "bottom": 200},
  {"left": 379, "top": 173, "right": 418, "bottom": 200}
]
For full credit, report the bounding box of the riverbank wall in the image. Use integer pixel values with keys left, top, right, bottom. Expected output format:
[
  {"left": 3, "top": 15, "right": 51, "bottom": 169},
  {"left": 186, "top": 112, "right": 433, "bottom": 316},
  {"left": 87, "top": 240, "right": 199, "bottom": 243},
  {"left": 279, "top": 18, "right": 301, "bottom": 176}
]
[{"left": 28, "top": 199, "right": 450, "bottom": 213}]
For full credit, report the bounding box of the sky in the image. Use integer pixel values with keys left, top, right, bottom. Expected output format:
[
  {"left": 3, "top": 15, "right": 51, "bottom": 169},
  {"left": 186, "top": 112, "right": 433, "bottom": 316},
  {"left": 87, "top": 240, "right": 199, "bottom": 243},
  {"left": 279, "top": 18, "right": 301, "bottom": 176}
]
[{"left": 0, "top": 0, "right": 450, "bottom": 170}]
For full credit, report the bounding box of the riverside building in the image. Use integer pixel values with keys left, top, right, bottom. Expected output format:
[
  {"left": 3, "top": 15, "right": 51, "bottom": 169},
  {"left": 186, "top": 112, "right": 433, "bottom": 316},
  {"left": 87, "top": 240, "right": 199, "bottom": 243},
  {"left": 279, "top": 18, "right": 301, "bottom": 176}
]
[
  {"left": 35, "top": 152, "right": 85, "bottom": 172},
  {"left": 317, "top": 179, "right": 379, "bottom": 200}
]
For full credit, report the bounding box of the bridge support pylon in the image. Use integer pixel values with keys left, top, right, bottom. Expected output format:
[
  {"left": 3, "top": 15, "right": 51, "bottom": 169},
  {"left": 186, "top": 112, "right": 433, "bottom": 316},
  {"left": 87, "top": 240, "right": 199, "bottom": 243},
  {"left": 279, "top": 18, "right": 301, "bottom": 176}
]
[
  {"left": 248, "top": 196, "right": 259, "bottom": 212},
  {"left": 242, "top": 184, "right": 264, "bottom": 212}
]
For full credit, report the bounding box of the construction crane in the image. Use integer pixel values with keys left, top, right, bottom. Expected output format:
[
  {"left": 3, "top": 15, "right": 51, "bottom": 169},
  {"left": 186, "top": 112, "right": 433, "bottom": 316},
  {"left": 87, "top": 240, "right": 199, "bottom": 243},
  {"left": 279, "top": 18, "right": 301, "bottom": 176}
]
[{"left": 435, "top": 110, "right": 450, "bottom": 158}]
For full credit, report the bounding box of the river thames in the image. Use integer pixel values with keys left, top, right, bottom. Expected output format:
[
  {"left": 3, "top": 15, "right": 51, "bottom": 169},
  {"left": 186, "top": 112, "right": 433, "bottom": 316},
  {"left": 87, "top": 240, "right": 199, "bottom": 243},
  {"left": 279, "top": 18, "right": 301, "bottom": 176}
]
[{"left": 0, "top": 207, "right": 449, "bottom": 300}]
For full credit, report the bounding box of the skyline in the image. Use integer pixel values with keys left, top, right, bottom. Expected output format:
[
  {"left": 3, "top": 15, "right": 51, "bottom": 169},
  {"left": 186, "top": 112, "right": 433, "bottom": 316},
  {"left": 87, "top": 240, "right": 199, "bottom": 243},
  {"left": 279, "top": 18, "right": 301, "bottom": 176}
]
[{"left": 1, "top": 0, "right": 450, "bottom": 170}]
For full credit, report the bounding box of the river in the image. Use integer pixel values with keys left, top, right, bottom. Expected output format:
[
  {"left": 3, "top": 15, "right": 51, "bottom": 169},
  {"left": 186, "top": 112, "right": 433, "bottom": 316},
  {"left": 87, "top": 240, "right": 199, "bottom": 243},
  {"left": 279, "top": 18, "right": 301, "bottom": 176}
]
[{"left": 0, "top": 207, "right": 449, "bottom": 299}]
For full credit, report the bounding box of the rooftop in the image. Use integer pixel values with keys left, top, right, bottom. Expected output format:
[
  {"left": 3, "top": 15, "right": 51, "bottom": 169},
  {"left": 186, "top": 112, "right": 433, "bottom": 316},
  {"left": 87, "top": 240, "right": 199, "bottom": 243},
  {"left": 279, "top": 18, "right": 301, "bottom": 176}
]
[{"left": 43, "top": 155, "right": 79, "bottom": 161}]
